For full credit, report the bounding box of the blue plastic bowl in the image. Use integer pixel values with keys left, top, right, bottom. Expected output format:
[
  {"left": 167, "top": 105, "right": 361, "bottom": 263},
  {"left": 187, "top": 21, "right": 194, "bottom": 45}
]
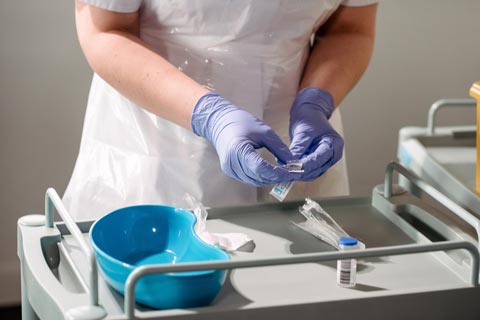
[{"left": 89, "top": 205, "right": 230, "bottom": 309}]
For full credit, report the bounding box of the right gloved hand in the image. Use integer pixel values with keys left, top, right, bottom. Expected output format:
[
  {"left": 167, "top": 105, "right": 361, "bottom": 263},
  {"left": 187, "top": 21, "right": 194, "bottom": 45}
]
[{"left": 191, "top": 92, "right": 295, "bottom": 186}]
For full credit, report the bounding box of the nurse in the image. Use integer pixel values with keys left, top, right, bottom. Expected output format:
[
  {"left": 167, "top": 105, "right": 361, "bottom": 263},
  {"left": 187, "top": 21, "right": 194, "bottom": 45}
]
[{"left": 64, "top": 0, "right": 378, "bottom": 220}]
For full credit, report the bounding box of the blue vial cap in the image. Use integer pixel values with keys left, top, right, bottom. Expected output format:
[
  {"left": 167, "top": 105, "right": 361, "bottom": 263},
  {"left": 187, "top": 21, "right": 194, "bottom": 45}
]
[{"left": 338, "top": 236, "right": 358, "bottom": 246}]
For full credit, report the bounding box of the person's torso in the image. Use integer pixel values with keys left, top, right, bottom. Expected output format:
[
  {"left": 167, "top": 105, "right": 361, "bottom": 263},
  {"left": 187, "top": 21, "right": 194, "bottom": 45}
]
[{"left": 64, "top": 0, "right": 348, "bottom": 220}]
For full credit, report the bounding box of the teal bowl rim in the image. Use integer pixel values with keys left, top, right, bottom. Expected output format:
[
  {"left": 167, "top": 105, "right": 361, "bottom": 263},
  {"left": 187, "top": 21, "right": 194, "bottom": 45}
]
[{"left": 89, "top": 204, "right": 230, "bottom": 278}]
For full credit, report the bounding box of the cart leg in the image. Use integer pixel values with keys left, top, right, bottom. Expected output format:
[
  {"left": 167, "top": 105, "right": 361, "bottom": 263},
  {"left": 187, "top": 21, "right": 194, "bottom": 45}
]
[{"left": 21, "top": 265, "right": 39, "bottom": 320}]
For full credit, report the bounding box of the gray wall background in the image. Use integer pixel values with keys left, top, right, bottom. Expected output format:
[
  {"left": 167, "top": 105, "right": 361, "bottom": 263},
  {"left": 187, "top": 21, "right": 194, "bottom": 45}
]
[{"left": 1, "top": 0, "right": 479, "bottom": 306}]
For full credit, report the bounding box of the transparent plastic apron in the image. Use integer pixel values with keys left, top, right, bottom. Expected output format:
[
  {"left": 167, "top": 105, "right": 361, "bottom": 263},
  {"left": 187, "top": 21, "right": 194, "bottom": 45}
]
[{"left": 63, "top": 0, "right": 349, "bottom": 220}]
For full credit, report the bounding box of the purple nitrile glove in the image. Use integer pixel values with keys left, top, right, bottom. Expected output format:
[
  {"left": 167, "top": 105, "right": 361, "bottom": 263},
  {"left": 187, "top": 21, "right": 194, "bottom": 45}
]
[
  {"left": 191, "top": 92, "right": 295, "bottom": 186},
  {"left": 289, "top": 87, "right": 344, "bottom": 181}
]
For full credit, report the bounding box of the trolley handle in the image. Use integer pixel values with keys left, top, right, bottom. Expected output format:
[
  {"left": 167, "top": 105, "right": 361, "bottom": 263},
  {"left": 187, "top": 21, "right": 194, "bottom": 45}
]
[
  {"left": 426, "top": 98, "right": 475, "bottom": 135},
  {"left": 124, "top": 241, "right": 478, "bottom": 319},
  {"left": 383, "top": 161, "right": 480, "bottom": 249},
  {"left": 45, "top": 188, "right": 100, "bottom": 307}
]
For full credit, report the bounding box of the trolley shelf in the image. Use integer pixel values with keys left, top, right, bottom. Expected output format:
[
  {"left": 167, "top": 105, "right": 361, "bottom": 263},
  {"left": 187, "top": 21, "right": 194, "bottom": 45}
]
[{"left": 18, "top": 163, "right": 480, "bottom": 319}]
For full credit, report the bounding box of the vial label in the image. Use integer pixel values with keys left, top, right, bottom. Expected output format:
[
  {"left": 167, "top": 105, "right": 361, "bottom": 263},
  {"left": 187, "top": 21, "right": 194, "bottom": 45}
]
[
  {"left": 270, "top": 181, "right": 294, "bottom": 202},
  {"left": 337, "top": 259, "right": 356, "bottom": 287},
  {"left": 270, "top": 161, "right": 303, "bottom": 202}
]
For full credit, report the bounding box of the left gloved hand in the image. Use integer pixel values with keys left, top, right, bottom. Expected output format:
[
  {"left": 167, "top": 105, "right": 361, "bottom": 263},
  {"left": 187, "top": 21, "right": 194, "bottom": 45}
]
[{"left": 289, "top": 87, "right": 344, "bottom": 181}]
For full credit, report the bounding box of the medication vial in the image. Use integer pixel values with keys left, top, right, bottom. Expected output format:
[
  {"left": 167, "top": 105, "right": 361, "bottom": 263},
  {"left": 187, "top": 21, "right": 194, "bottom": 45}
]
[{"left": 337, "top": 237, "right": 358, "bottom": 287}]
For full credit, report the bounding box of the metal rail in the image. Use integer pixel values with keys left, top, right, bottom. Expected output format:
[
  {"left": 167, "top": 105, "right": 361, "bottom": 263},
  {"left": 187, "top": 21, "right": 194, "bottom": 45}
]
[
  {"left": 384, "top": 161, "right": 480, "bottom": 250},
  {"left": 426, "top": 98, "right": 475, "bottom": 135},
  {"left": 45, "top": 188, "right": 100, "bottom": 307},
  {"left": 124, "top": 240, "right": 479, "bottom": 319}
]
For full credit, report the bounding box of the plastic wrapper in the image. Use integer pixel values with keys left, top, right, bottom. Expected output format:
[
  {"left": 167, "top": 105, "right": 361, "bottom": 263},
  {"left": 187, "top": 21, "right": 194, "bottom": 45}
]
[
  {"left": 293, "top": 198, "right": 365, "bottom": 250},
  {"left": 184, "top": 194, "right": 254, "bottom": 252},
  {"left": 62, "top": 1, "right": 354, "bottom": 221}
]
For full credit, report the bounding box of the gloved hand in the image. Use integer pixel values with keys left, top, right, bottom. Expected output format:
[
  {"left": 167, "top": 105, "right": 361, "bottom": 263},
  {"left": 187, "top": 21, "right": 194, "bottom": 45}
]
[
  {"left": 289, "top": 87, "right": 344, "bottom": 181},
  {"left": 191, "top": 92, "right": 295, "bottom": 186}
]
